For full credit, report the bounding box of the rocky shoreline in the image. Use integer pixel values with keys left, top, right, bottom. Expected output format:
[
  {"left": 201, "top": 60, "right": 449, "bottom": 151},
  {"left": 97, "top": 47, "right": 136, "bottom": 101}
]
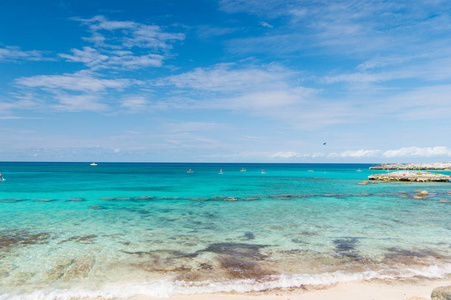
[
  {"left": 369, "top": 162, "right": 451, "bottom": 170},
  {"left": 368, "top": 171, "right": 451, "bottom": 182}
]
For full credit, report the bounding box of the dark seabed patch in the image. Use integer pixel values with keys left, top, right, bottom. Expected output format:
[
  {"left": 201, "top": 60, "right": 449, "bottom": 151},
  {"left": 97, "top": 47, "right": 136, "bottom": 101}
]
[
  {"left": 45, "top": 256, "right": 95, "bottom": 280},
  {"left": 201, "top": 243, "right": 268, "bottom": 260},
  {"left": 218, "top": 255, "right": 274, "bottom": 279},
  {"left": 59, "top": 235, "right": 97, "bottom": 244},
  {"left": 1, "top": 199, "right": 27, "bottom": 203},
  {"left": 244, "top": 232, "right": 255, "bottom": 240},
  {"left": 133, "top": 196, "right": 155, "bottom": 200},
  {"left": 384, "top": 247, "right": 442, "bottom": 264},
  {"left": 0, "top": 230, "right": 52, "bottom": 249},
  {"left": 291, "top": 238, "right": 304, "bottom": 244},
  {"left": 100, "top": 197, "right": 131, "bottom": 201},
  {"left": 89, "top": 206, "right": 105, "bottom": 210},
  {"left": 333, "top": 237, "right": 364, "bottom": 260},
  {"left": 34, "top": 199, "right": 56, "bottom": 202},
  {"left": 66, "top": 198, "right": 84, "bottom": 201},
  {"left": 298, "top": 231, "right": 317, "bottom": 236}
]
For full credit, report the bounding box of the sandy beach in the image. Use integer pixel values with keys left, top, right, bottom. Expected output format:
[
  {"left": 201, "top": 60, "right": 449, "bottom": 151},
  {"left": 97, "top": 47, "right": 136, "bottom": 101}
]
[{"left": 126, "top": 277, "right": 450, "bottom": 300}]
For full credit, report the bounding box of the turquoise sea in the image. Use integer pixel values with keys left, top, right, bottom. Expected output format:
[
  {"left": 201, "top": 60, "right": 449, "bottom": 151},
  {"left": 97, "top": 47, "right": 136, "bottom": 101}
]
[{"left": 1, "top": 162, "right": 451, "bottom": 299}]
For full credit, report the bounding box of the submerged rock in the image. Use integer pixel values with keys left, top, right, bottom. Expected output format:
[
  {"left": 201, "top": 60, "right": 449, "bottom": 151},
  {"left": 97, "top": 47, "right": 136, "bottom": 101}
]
[
  {"left": 46, "top": 257, "right": 95, "bottom": 280},
  {"left": 1, "top": 199, "right": 26, "bottom": 203},
  {"left": 66, "top": 198, "right": 84, "bottom": 201},
  {"left": 0, "top": 230, "right": 51, "bottom": 248},
  {"left": 34, "top": 199, "right": 55, "bottom": 202},
  {"left": 431, "top": 285, "right": 451, "bottom": 300},
  {"left": 89, "top": 206, "right": 104, "bottom": 209}
]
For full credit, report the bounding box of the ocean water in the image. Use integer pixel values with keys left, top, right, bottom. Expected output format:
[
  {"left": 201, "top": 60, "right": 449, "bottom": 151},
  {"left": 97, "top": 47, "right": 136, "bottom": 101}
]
[{"left": 0, "top": 162, "right": 451, "bottom": 299}]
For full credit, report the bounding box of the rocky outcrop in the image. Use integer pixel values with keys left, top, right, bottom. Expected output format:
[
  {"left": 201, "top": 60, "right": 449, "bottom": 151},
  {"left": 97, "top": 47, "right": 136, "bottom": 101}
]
[
  {"left": 431, "top": 285, "right": 451, "bottom": 300},
  {"left": 368, "top": 171, "right": 451, "bottom": 182},
  {"left": 370, "top": 162, "right": 451, "bottom": 170}
]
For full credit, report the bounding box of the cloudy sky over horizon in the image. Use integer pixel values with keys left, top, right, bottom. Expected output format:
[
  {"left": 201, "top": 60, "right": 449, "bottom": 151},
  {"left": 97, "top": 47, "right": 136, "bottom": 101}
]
[{"left": 1, "top": 0, "right": 451, "bottom": 162}]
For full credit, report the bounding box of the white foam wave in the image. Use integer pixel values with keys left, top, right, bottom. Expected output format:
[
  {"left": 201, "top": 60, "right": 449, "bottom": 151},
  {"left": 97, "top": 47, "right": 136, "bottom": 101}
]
[{"left": 2, "top": 263, "right": 451, "bottom": 299}]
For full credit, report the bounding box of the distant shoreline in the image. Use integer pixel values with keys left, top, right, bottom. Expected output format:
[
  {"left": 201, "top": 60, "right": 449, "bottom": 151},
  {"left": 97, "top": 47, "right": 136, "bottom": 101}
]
[{"left": 370, "top": 162, "right": 451, "bottom": 170}]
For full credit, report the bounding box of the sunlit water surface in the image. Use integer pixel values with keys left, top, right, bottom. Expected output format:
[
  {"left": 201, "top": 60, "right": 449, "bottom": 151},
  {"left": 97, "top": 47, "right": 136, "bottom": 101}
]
[{"left": 0, "top": 163, "right": 451, "bottom": 299}]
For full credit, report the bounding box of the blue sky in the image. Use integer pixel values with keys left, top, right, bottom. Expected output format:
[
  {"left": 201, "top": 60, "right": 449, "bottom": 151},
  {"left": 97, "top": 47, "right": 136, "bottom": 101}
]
[{"left": 1, "top": 0, "right": 451, "bottom": 162}]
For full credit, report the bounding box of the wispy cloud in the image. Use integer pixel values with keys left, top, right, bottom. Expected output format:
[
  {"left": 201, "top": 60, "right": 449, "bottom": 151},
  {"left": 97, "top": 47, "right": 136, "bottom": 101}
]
[
  {"left": 120, "top": 96, "right": 150, "bottom": 112},
  {"left": 223, "top": 0, "right": 451, "bottom": 59},
  {"left": 164, "top": 121, "right": 226, "bottom": 132},
  {"left": 60, "top": 47, "right": 165, "bottom": 70},
  {"left": 196, "top": 26, "right": 239, "bottom": 38},
  {"left": 271, "top": 146, "right": 451, "bottom": 161},
  {"left": 16, "top": 71, "right": 136, "bottom": 92},
  {"left": 329, "top": 149, "right": 382, "bottom": 158},
  {"left": 60, "top": 15, "right": 185, "bottom": 70},
  {"left": 0, "top": 46, "right": 49, "bottom": 62},
  {"left": 259, "top": 21, "right": 273, "bottom": 28},
  {"left": 383, "top": 146, "right": 451, "bottom": 158},
  {"left": 158, "top": 63, "right": 295, "bottom": 93}
]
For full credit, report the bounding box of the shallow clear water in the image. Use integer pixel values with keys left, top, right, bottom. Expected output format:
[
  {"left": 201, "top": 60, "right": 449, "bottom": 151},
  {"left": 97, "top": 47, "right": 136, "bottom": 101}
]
[{"left": 0, "top": 162, "right": 451, "bottom": 299}]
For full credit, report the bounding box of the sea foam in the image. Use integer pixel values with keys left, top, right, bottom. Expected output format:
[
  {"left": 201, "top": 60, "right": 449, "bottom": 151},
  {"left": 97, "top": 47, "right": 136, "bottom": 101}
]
[{"left": 2, "top": 263, "right": 451, "bottom": 300}]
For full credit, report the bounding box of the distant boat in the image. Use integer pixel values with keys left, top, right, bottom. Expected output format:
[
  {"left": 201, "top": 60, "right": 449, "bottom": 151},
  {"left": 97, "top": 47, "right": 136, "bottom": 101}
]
[
  {"left": 219, "top": 169, "right": 223, "bottom": 174},
  {"left": 90, "top": 162, "right": 98, "bottom": 166},
  {"left": 187, "top": 169, "right": 193, "bottom": 174},
  {"left": 240, "top": 168, "right": 246, "bottom": 172},
  {"left": 261, "top": 169, "right": 266, "bottom": 174}
]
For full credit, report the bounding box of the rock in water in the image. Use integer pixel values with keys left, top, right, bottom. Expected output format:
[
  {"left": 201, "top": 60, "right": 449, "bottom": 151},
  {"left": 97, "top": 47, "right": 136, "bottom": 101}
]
[
  {"left": 431, "top": 285, "right": 451, "bottom": 300},
  {"left": 368, "top": 171, "right": 450, "bottom": 182}
]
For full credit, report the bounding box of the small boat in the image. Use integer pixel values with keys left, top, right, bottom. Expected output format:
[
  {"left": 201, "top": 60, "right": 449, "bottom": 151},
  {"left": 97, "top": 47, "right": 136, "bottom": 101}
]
[
  {"left": 240, "top": 168, "right": 246, "bottom": 172},
  {"left": 90, "top": 162, "right": 97, "bottom": 166},
  {"left": 219, "top": 169, "right": 223, "bottom": 174},
  {"left": 187, "top": 169, "right": 193, "bottom": 174},
  {"left": 261, "top": 169, "right": 266, "bottom": 174}
]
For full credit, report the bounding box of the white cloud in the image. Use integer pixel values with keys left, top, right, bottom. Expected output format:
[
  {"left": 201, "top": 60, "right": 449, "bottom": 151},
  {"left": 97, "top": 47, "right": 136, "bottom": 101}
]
[
  {"left": 336, "top": 149, "right": 381, "bottom": 158},
  {"left": 271, "top": 152, "right": 329, "bottom": 159},
  {"left": 383, "top": 146, "right": 451, "bottom": 158},
  {"left": 61, "top": 47, "right": 164, "bottom": 70},
  {"left": 62, "top": 15, "right": 184, "bottom": 70},
  {"left": 120, "top": 97, "right": 150, "bottom": 112},
  {"left": 53, "top": 94, "right": 108, "bottom": 112},
  {"left": 259, "top": 21, "right": 274, "bottom": 28},
  {"left": 158, "top": 63, "right": 295, "bottom": 93},
  {"left": 0, "top": 46, "right": 48, "bottom": 62},
  {"left": 16, "top": 71, "right": 135, "bottom": 92},
  {"left": 272, "top": 151, "right": 300, "bottom": 158}
]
